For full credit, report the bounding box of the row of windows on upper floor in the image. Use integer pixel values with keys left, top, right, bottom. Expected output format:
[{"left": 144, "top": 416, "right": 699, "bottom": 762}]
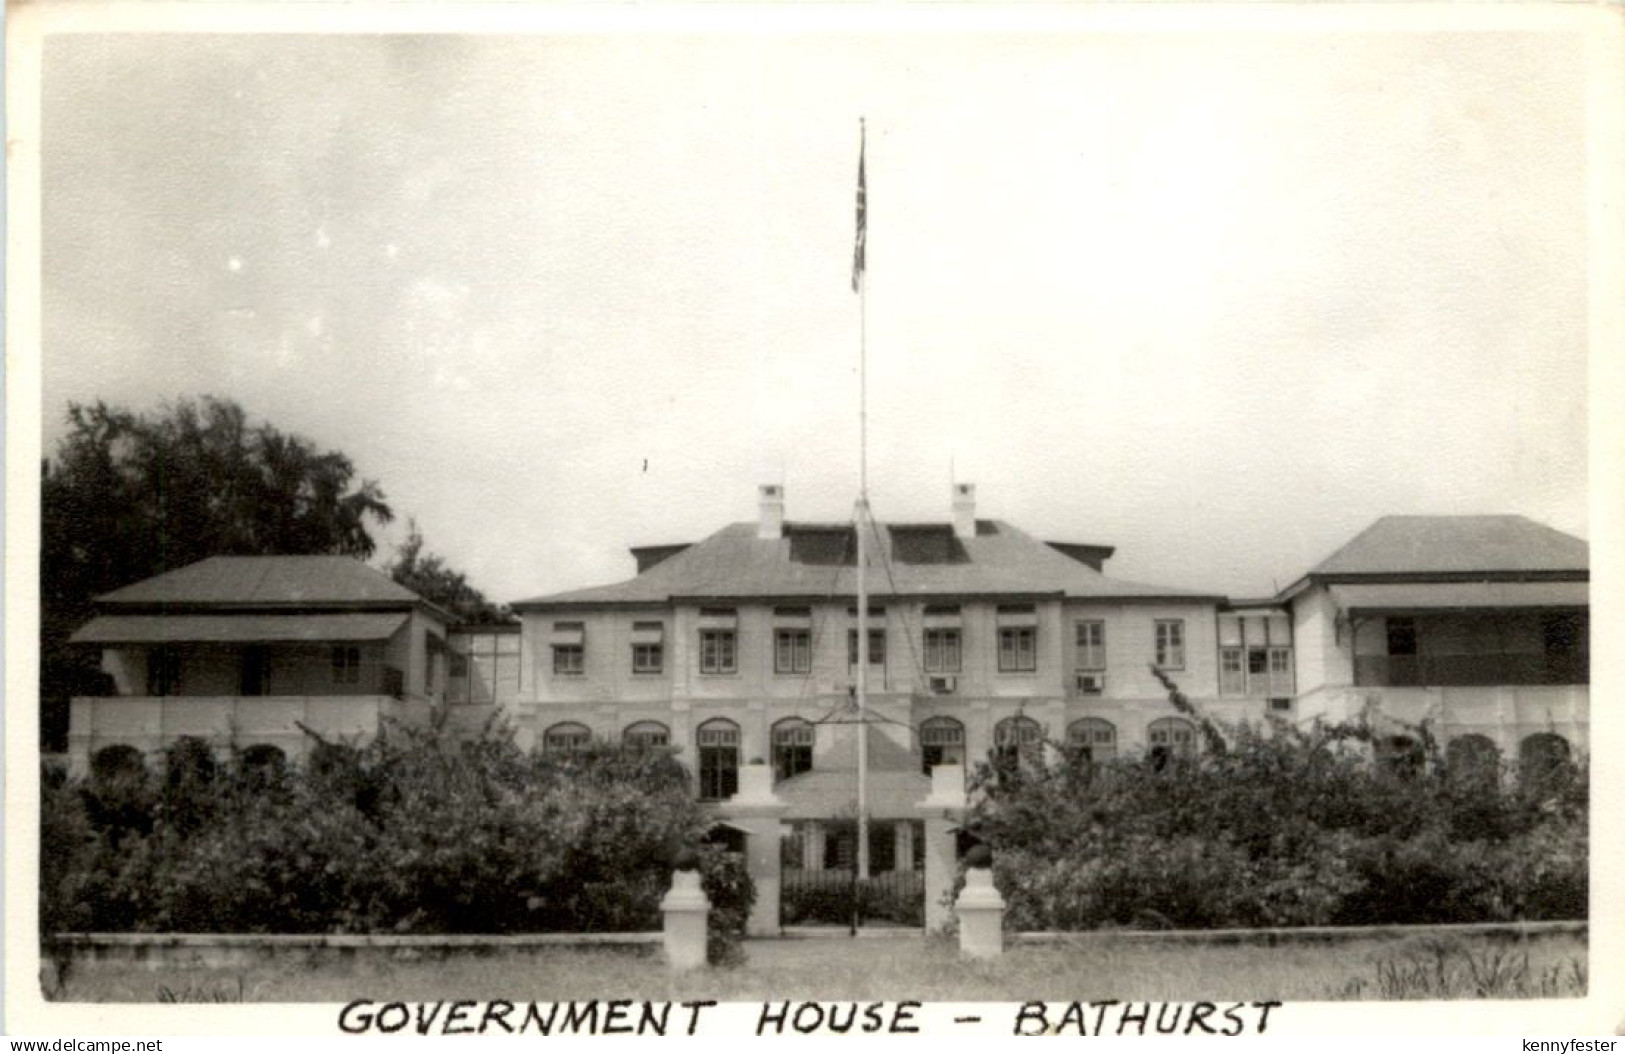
[
  {"left": 550, "top": 613, "right": 1193, "bottom": 676},
  {"left": 545, "top": 610, "right": 1294, "bottom": 696}
]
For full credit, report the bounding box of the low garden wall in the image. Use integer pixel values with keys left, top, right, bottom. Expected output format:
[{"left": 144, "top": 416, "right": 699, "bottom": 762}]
[
  {"left": 46, "top": 932, "right": 663, "bottom": 971},
  {"left": 1011, "top": 920, "right": 1587, "bottom": 947}
]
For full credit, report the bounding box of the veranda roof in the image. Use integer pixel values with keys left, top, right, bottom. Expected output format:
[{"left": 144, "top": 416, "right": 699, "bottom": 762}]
[
  {"left": 772, "top": 768, "right": 934, "bottom": 820},
  {"left": 1329, "top": 582, "right": 1589, "bottom": 613},
  {"left": 71, "top": 611, "right": 409, "bottom": 645}
]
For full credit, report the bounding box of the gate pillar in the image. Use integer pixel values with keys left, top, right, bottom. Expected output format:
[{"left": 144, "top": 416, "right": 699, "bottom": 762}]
[
  {"left": 714, "top": 760, "right": 788, "bottom": 937},
  {"left": 916, "top": 763, "right": 968, "bottom": 934}
]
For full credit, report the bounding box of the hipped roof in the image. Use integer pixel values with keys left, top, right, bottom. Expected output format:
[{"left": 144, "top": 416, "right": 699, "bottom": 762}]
[
  {"left": 1305, "top": 516, "right": 1588, "bottom": 578},
  {"left": 773, "top": 768, "right": 934, "bottom": 821},
  {"left": 516, "top": 520, "right": 1216, "bottom": 608},
  {"left": 96, "top": 555, "right": 427, "bottom": 608}
]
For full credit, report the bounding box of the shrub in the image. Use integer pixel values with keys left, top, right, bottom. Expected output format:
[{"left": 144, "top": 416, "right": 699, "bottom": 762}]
[
  {"left": 42, "top": 723, "right": 753, "bottom": 951},
  {"left": 964, "top": 673, "right": 1589, "bottom": 931},
  {"left": 698, "top": 845, "right": 754, "bottom": 965},
  {"left": 40, "top": 773, "right": 99, "bottom": 934}
]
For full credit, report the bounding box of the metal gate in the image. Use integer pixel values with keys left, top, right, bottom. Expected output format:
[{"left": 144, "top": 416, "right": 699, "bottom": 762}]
[{"left": 780, "top": 868, "right": 925, "bottom": 930}]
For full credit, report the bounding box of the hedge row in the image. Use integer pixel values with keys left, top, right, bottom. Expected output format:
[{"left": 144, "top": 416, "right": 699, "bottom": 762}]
[
  {"left": 42, "top": 723, "right": 754, "bottom": 962},
  {"left": 965, "top": 706, "right": 1586, "bottom": 931}
]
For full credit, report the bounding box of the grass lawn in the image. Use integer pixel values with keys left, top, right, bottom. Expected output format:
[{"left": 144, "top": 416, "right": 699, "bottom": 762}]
[{"left": 52, "top": 929, "right": 1586, "bottom": 1003}]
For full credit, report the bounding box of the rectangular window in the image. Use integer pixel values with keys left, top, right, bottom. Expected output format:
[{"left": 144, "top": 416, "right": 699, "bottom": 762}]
[
  {"left": 700, "top": 629, "right": 737, "bottom": 674},
  {"left": 772, "top": 721, "right": 815, "bottom": 781},
  {"left": 1155, "top": 620, "right": 1186, "bottom": 669},
  {"left": 1219, "top": 646, "right": 1245, "bottom": 695},
  {"left": 148, "top": 648, "right": 183, "bottom": 697},
  {"left": 921, "top": 721, "right": 966, "bottom": 775},
  {"left": 1386, "top": 617, "right": 1417, "bottom": 655},
  {"left": 1074, "top": 620, "right": 1106, "bottom": 670},
  {"left": 424, "top": 638, "right": 437, "bottom": 690},
  {"left": 775, "top": 629, "right": 812, "bottom": 674},
  {"left": 998, "top": 627, "right": 1037, "bottom": 672},
  {"left": 238, "top": 646, "right": 268, "bottom": 697},
  {"left": 698, "top": 724, "right": 740, "bottom": 800},
  {"left": 552, "top": 644, "right": 584, "bottom": 676},
  {"left": 548, "top": 622, "right": 586, "bottom": 679},
  {"left": 847, "top": 629, "right": 886, "bottom": 667},
  {"left": 448, "top": 630, "right": 523, "bottom": 705},
  {"left": 331, "top": 645, "right": 362, "bottom": 686},
  {"left": 629, "top": 621, "right": 664, "bottom": 674},
  {"left": 1269, "top": 646, "right": 1294, "bottom": 695},
  {"left": 631, "top": 643, "right": 664, "bottom": 674},
  {"left": 923, "top": 628, "right": 962, "bottom": 672}
]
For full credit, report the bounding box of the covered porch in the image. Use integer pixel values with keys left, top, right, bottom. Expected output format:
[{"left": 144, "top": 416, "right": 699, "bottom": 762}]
[
  {"left": 1333, "top": 583, "right": 1587, "bottom": 689},
  {"left": 66, "top": 609, "right": 424, "bottom": 776}
]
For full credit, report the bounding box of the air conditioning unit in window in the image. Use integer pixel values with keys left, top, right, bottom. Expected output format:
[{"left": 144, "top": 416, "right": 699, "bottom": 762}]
[
  {"left": 928, "top": 675, "right": 957, "bottom": 695},
  {"left": 1074, "top": 672, "right": 1105, "bottom": 695}
]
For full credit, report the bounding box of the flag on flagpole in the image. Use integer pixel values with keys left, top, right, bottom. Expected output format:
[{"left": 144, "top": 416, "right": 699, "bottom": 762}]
[{"left": 851, "top": 121, "right": 866, "bottom": 293}]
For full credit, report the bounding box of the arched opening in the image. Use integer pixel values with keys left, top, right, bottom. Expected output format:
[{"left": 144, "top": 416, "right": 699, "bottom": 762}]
[
  {"left": 1519, "top": 733, "right": 1573, "bottom": 795},
  {"left": 164, "top": 736, "right": 218, "bottom": 786},
  {"left": 622, "top": 721, "right": 670, "bottom": 751},
  {"left": 542, "top": 721, "right": 593, "bottom": 758},
  {"left": 771, "top": 717, "right": 815, "bottom": 782},
  {"left": 703, "top": 822, "right": 747, "bottom": 855},
  {"left": 239, "top": 743, "right": 287, "bottom": 780},
  {"left": 919, "top": 716, "right": 966, "bottom": 776},
  {"left": 305, "top": 742, "right": 363, "bottom": 791},
  {"left": 1067, "top": 717, "right": 1118, "bottom": 767},
  {"left": 993, "top": 715, "right": 1044, "bottom": 769},
  {"left": 696, "top": 718, "right": 741, "bottom": 801},
  {"left": 1146, "top": 716, "right": 1197, "bottom": 772},
  {"left": 1445, "top": 734, "right": 1500, "bottom": 784},
  {"left": 91, "top": 744, "right": 147, "bottom": 784},
  {"left": 1374, "top": 735, "right": 1425, "bottom": 780}
]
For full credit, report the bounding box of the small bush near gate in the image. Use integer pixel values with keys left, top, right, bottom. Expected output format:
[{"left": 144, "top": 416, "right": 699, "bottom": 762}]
[
  {"left": 40, "top": 720, "right": 754, "bottom": 961},
  {"left": 965, "top": 670, "right": 1587, "bottom": 931},
  {"left": 698, "top": 847, "right": 754, "bottom": 966}
]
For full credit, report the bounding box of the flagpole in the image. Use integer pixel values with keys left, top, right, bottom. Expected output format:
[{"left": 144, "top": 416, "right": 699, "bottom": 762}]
[{"left": 855, "top": 116, "right": 871, "bottom": 884}]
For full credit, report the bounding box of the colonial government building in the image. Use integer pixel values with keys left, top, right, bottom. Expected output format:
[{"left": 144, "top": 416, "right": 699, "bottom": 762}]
[{"left": 67, "top": 483, "right": 1590, "bottom": 876}]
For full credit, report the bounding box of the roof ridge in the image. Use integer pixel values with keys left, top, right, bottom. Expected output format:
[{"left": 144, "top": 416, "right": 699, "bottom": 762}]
[{"left": 1308, "top": 517, "right": 1390, "bottom": 574}]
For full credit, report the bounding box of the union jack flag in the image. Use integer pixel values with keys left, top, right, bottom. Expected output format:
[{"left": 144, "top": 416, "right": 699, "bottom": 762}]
[{"left": 851, "top": 122, "right": 866, "bottom": 293}]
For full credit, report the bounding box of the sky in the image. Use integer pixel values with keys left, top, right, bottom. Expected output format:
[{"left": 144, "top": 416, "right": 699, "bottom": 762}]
[{"left": 40, "top": 25, "right": 1592, "bottom": 603}]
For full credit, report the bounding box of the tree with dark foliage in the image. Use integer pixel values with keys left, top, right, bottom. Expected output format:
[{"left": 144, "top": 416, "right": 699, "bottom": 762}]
[
  {"left": 40, "top": 397, "right": 395, "bottom": 750},
  {"left": 384, "top": 521, "right": 513, "bottom": 625}
]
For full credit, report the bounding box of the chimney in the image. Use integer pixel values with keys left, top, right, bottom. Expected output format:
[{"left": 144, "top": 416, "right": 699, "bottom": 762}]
[
  {"left": 758, "top": 484, "right": 785, "bottom": 539},
  {"left": 952, "top": 482, "right": 977, "bottom": 539}
]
